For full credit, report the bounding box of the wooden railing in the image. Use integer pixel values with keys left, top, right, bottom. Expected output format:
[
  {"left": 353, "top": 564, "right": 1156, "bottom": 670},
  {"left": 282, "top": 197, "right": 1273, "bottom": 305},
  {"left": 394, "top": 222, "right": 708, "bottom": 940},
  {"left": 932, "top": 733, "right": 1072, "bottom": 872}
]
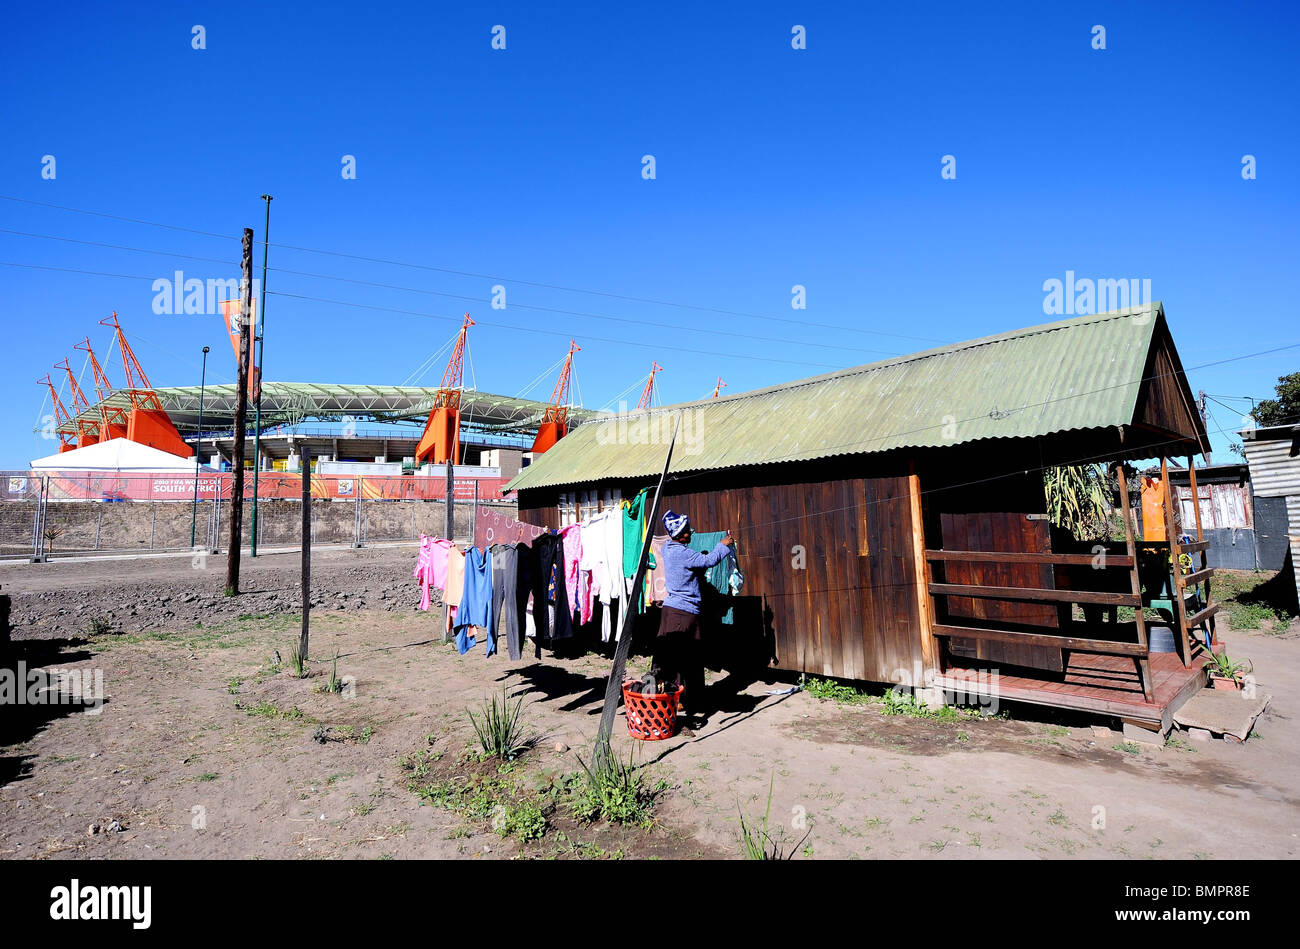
[
  {"left": 924, "top": 464, "right": 1158, "bottom": 699},
  {"left": 921, "top": 460, "right": 1221, "bottom": 704},
  {"left": 924, "top": 548, "right": 1153, "bottom": 685}
]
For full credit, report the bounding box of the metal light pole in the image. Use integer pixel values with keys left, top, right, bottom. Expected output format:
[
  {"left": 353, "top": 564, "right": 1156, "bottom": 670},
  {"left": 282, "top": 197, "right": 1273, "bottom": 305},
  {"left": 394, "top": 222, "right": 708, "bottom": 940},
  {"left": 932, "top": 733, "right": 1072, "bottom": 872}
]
[
  {"left": 190, "top": 346, "right": 210, "bottom": 547},
  {"left": 250, "top": 193, "right": 273, "bottom": 556}
]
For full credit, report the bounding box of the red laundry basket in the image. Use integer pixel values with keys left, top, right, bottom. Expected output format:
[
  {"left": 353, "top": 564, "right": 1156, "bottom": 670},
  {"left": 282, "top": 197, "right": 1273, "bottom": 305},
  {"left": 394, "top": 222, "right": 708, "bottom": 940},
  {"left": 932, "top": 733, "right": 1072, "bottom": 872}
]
[{"left": 621, "top": 682, "right": 684, "bottom": 740}]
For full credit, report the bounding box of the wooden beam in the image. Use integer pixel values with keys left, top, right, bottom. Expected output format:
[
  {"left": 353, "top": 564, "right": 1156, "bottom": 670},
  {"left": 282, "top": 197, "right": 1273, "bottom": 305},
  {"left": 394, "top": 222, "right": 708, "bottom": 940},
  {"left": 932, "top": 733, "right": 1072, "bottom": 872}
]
[
  {"left": 1185, "top": 602, "right": 1220, "bottom": 630},
  {"left": 1161, "top": 456, "right": 1193, "bottom": 666},
  {"left": 926, "top": 549, "right": 1133, "bottom": 568},
  {"left": 1116, "top": 462, "right": 1154, "bottom": 701},
  {"left": 928, "top": 582, "right": 1140, "bottom": 607},
  {"left": 908, "top": 461, "right": 939, "bottom": 676},
  {"left": 1188, "top": 453, "right": 1217, "bottom": 645},
  {"left": 1183, "top": 567, "right": 1215, "bottom": 587},
  {"left": 932, "top": 624, "right": 1148, "bottom": 656}
]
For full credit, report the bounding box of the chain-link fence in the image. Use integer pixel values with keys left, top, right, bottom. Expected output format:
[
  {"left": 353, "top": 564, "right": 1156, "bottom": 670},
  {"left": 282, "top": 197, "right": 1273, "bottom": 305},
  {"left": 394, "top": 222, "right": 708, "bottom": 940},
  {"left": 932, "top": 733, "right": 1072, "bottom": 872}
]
[{"left": 0, "top": 471, "right": 511, "bottom": 560}]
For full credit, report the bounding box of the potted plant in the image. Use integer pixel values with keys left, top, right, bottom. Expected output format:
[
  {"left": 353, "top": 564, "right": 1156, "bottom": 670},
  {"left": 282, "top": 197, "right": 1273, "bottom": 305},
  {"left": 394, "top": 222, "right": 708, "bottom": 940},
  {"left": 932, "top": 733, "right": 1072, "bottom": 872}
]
[{"left": 1204, "top": 651, "right": 1253, "bottom": 691}]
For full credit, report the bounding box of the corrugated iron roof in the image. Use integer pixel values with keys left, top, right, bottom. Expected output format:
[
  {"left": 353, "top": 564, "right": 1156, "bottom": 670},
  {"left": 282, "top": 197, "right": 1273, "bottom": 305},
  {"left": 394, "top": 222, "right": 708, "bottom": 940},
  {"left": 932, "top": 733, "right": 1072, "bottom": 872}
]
[{"left": 505, "top": 303, "right": 1168, "bottom": 492}]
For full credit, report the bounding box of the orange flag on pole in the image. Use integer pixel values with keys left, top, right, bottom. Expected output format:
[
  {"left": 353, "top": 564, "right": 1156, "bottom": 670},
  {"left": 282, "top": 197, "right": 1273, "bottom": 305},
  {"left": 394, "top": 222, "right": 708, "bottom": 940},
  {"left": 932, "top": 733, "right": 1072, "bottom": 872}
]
[{"left": 219, "top": 298, "right": 261, "bottom": 401}]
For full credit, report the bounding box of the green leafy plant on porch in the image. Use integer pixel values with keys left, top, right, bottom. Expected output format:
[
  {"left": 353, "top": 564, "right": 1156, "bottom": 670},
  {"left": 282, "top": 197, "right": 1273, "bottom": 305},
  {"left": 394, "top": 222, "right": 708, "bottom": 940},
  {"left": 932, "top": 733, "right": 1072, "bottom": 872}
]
[
  {"left": 1203, "top": 650, "right": 1253, "bottom": 682},
  {"left": 1044, "top": 463, "right": 1111, "bottom": 541}
]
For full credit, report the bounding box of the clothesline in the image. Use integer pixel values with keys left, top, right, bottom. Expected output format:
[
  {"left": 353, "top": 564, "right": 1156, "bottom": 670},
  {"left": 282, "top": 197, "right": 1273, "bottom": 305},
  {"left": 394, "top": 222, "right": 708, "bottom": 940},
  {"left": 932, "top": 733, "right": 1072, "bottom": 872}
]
[{"left": 410, "top": 488, "right": 745, "bottom": 660}]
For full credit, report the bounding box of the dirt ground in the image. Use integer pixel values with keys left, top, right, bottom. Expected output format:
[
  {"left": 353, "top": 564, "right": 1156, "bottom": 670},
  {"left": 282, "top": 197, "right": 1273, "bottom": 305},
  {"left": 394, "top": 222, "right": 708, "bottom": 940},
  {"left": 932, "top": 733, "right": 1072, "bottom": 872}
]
[{"left": 1, "top": 547, "right": 1297, "bottom": 860}]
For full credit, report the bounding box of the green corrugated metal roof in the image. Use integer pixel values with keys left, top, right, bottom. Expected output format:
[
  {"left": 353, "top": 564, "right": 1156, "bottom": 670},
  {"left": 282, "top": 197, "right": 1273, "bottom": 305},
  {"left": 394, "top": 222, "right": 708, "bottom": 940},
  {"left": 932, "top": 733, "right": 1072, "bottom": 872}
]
[{"left": 505, "top": 303, "right": 1173, "bottom": 492}]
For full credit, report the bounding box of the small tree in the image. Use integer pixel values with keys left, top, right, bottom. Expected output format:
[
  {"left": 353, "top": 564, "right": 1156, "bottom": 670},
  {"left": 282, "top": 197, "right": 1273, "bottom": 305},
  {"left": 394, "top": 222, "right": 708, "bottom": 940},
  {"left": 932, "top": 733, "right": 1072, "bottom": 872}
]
[
  {"left": 1043, "top": 464, "right": 1111, "bottom": 541},
  {"left": 1250, "top": 372, "right": 1300, "bottom": 427}
]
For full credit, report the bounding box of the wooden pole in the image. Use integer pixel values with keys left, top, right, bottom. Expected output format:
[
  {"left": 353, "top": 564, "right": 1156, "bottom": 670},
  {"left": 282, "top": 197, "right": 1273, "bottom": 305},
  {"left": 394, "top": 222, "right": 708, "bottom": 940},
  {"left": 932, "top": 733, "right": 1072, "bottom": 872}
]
[
  {"left": 1116, "top": 463, "right": 1153, "bottom": 701},
  {"left": 594, "top": 414, "right": 681, "bottom": 767},
  {"left": 1186, "top": 454, "right": 1216, "bottom": 646},
  {"left": 442, "top": 457, "right": 455, "bottom": 643},
  {"left": 224, "top": 227, "right": 254, "bottom": 595},
  {"left": 300, "top": 447, "right": 311, "bottom": 663},
  {"left": 1160, "top": 456, "right": 1192, "bottom": 666}
]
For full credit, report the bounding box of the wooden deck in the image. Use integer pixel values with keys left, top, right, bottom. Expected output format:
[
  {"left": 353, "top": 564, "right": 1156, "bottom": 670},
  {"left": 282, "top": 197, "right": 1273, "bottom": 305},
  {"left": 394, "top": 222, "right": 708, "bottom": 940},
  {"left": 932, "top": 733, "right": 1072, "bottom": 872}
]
[{"left": 934, "top": 648, "right": 1209, "bottom": 730}]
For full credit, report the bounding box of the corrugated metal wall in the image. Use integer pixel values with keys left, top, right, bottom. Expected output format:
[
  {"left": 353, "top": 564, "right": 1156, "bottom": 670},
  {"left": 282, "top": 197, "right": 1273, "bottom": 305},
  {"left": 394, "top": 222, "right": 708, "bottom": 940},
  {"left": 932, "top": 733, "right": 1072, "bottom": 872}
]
[{"left": 1243, "top": 436, "right": 1300, "bottom": 498}]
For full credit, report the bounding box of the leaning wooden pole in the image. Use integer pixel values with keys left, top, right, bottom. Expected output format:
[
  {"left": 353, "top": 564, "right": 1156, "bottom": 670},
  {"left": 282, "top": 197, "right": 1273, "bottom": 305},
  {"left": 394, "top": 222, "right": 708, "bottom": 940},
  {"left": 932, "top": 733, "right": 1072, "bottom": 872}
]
[
  {"left": 442, "top": 457, "right": 455, "bottom": 644},
  {"left": 300, "top": 447, "right": 311, "bottom": 664},
  {"left": 224, "top": 227, "right": 254, "bottom": 595},
  {"left": 594, "top": 413, "right": 681, "bottom": 767}
]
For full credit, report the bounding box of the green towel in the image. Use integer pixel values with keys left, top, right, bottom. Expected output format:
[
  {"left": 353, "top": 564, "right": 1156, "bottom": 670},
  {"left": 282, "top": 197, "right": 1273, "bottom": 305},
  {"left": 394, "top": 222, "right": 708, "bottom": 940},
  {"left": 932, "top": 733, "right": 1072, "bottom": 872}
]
[{"left": 688, "top": 530, "right": 737, "bottom": 624}]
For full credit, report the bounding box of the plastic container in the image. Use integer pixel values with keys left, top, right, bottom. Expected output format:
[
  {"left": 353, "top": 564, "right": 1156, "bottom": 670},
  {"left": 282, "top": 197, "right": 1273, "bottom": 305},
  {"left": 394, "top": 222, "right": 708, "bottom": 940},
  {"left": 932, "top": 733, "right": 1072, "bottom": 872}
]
[{"left": 621, "top": 682, "right": 684, "bottom": 740}]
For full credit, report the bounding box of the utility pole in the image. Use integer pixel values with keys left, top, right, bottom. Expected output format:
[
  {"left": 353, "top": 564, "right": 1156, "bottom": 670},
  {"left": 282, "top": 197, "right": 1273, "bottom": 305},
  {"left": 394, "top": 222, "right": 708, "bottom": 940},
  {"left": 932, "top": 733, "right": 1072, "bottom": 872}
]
[
  {"left": 251, "top": 194, "right": 273, "bottom": 557},
  {"left": 225, "top": 227, "right": 254, "bottom": 596},
  {"left": 1198, "top": 390, "right": 1212, "bottom": 464},
  {"left": 190, "top": 346, "right": 210, "bottom": 548},
  {"left": 300, "top": 446, "right": 311, "bottom": 664}
]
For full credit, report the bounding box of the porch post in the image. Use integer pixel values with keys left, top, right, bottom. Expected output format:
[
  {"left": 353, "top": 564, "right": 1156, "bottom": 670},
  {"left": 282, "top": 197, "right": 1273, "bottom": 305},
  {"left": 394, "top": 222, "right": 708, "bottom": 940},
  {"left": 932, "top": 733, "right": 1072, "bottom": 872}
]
[
  {"left": 1186, "top": 454, "right": 1217, "bottom": 646},
  {"left": 1160, "top": 456, "right": 1193, "bottom": 667},
  {"left": 907, "top": 460, "right": 940, "bottom": 681},
  {"left": 1115, "top": 463, "right": 1153, "bottom": 702}
]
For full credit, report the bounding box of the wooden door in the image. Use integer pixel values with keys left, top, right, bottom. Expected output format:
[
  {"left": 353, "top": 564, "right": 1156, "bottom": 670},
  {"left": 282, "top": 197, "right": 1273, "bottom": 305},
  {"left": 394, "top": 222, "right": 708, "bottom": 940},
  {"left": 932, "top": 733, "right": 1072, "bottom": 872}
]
[{"left": 939, "top": 511, "right": 1064, "bottom": 673}]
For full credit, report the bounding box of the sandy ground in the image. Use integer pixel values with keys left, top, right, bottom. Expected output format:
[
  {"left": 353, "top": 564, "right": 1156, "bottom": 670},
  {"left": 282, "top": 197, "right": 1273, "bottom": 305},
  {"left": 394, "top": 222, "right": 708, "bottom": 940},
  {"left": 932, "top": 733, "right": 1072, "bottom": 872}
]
[{"left": 1, "top": 547, "right": 1297, "bottom": 860}]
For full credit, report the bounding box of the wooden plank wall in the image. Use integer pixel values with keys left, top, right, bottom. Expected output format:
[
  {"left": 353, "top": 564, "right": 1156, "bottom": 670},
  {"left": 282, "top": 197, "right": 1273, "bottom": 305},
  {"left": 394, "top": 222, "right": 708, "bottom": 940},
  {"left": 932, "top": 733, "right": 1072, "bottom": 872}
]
[{"left": 518, "top": 471, "right": 927, "bottom": 683}]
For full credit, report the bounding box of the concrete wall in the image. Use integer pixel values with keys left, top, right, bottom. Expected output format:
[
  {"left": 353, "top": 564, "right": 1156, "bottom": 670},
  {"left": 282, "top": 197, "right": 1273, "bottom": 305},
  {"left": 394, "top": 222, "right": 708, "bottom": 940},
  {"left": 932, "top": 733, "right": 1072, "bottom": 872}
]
[{"left": 0, "top": 498, "right": 518, "bottom": 556}]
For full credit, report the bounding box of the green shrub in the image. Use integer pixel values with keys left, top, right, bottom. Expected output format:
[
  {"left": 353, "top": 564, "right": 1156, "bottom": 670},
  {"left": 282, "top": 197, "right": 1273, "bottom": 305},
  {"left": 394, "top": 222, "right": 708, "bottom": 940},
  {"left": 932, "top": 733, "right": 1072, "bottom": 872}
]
[
  {"left": 468, "top": 692, "right": 537, "bottom": 761},
  {"left": 571, "top": 741, "right": 655, "bottom": 825}
]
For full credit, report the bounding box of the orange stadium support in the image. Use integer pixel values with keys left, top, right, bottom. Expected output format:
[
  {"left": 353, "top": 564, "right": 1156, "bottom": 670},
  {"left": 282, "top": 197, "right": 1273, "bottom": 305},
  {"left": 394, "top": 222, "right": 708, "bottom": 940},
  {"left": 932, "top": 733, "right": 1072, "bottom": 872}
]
[
  {"left": 415, "top": 314, "right": 474, "bottom": 465},
  {"left": 531, "top": 340, "right": 580, "bottom": 454},
  {"left": 74, "top": 336, "right": 130, "bottom": 440},
  {"left": 636, "top": 361, "right": 662, "bottom": 411},
  {"left": 54, "top": 357, "right": 100, "bottom": 447},
  {"left": 99, "top": 311, "right": 192, "bottom": 458},
  {"left": 37, "top": 374, "right": 76, "bottom": 452}
]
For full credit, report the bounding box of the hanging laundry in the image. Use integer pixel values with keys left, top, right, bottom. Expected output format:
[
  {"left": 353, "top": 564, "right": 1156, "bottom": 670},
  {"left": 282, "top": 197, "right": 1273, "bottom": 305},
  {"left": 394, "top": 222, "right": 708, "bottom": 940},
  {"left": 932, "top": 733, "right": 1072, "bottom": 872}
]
[
  {"left": 560, "top": 522, "right": 583, "bottom": 624},
  {"left": 577, "top": 517, "right": 605, "bottom": 627},
  {"left": 413, "top": 536, "right": 454, "bottom": 612},
  {"left": 528, "top": 532, "right": 573, "bottom": 649},
  {"left": 621, "top": 489, "right": 652, "bottom": 613},
  {"left": 621, "top": 489, "right": 649, "bottom": 579},
  {"left": 687, "top": 529, "right": 740, "bottom": 625},
  {"left": 443, "top": 544, "right": 466, "bottom": 636},
  {"left": 646, "top": 534, "right": 670, "bottom": 605},
  {"left": 455, "top": 546, "right": 495, "bottom": 656},
  {"left": 489, "top": 542, "right": 526, "bottom": 661},
  {"left": 587, "top": 507, "right": 625, "bottom": 640}
]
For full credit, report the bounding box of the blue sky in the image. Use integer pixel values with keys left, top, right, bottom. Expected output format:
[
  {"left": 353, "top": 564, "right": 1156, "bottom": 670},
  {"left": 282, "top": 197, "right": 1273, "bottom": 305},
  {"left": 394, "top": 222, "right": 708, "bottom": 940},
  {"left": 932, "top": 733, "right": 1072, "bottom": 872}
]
[{"left": 2, "top": 0, "right": 1297, "bottom": 467}]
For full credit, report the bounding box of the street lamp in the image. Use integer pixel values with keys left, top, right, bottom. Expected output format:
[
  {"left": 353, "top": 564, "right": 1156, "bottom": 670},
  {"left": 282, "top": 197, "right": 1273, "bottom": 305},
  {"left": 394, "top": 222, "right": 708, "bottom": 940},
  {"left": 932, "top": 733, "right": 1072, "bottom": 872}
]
[{"left": 190, "top": 346, "right": 210, "bottom": 548}]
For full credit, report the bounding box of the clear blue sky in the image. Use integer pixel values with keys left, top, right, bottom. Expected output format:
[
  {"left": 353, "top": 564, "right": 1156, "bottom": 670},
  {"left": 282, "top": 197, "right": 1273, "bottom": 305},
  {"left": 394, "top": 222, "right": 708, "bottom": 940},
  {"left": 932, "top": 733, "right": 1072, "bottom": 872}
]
[{"left": 2, "top": 0, "right": 1297, "bottom": 467}]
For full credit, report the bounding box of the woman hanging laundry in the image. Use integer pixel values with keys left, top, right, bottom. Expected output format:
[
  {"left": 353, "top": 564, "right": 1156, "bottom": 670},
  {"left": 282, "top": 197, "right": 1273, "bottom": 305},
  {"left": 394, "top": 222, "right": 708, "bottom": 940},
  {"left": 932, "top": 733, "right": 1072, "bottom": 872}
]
[{"left": 650, "top": 509, "right": 733, "bottom": 732}]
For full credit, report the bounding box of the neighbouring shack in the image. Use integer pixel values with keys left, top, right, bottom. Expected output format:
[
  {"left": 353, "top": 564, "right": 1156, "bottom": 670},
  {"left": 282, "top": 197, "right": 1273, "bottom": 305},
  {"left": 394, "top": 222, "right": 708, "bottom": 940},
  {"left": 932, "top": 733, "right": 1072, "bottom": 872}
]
[{"left": 505, "top": 303, "right": 1224, "bottom": 737}]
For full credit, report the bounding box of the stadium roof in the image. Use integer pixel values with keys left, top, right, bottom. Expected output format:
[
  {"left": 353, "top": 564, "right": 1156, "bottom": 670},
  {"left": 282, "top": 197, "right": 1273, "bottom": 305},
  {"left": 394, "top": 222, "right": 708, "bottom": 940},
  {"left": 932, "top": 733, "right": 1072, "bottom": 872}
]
[
  {"left": 505, "top": 303, "right": 1208, "bottom": 492},
  {"left": 59, "top": 384, "right": 606, "bottom": 437}
]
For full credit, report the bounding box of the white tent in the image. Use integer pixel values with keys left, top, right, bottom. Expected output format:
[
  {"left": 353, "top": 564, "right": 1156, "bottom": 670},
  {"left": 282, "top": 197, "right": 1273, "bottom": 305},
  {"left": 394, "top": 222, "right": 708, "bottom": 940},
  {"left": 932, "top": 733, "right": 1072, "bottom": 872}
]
[{"left": 30, "top": 437, "right": 204, "bottom": 473}]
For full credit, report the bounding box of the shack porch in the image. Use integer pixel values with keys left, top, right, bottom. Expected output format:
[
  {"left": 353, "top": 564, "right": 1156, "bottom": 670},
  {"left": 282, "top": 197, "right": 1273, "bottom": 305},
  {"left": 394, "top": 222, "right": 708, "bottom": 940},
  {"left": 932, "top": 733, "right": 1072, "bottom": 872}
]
[
  {"left": 935, "top": 650, "right": 1208, "bottom": 730},
  {"left": 921, "top": 452, "right": 1220, "bottom": 733}
]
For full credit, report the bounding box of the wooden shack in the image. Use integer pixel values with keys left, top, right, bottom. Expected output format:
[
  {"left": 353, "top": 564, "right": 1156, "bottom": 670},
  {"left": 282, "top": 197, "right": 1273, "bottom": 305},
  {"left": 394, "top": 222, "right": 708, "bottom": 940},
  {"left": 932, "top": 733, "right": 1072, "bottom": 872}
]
[{"left": 505, "top": 303, "right": 1219, "bottom": 731}]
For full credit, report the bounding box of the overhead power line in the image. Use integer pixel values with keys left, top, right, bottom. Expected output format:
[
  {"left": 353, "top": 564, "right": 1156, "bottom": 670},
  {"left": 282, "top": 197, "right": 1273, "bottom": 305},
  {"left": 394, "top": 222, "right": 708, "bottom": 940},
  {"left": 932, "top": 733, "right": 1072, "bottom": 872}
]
[
  {"left": 0, "top": 192, "right": 947, "bottom": 344},
  {"left": 0, "top": 225, "right": 907, "bottom": 358}
]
